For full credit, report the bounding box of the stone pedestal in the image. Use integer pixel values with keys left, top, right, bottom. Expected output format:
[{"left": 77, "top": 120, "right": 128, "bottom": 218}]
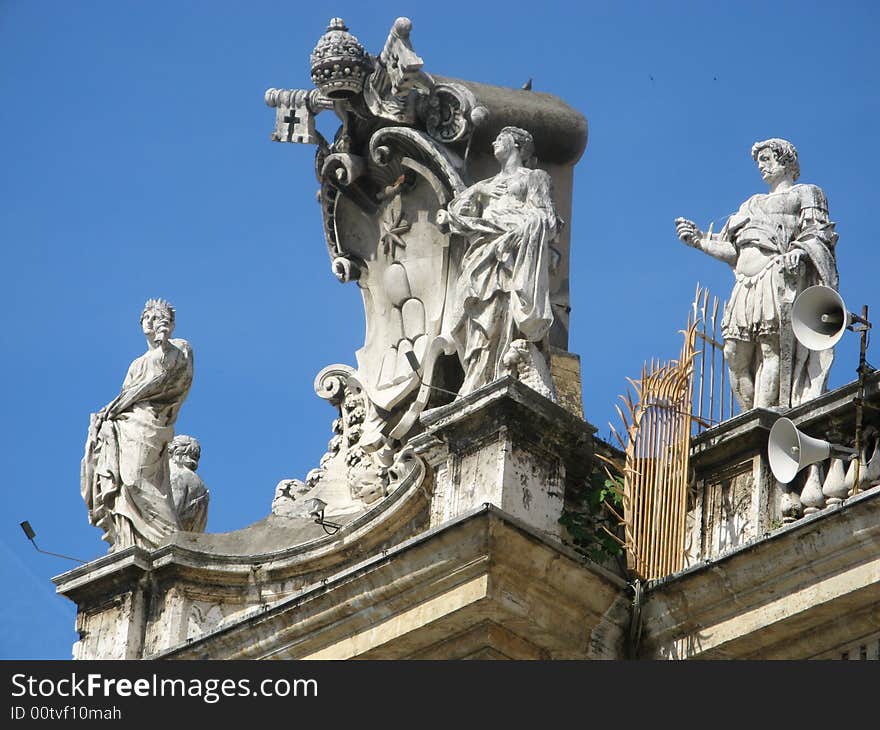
[
  {"left": 57, "top": 548, "right": 151, "bottom": 660},
  {"left": 409, "top": 377, "right": 596, "bottom": 542}
]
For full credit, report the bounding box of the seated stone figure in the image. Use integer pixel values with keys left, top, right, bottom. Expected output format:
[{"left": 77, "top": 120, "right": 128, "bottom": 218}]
[
  {"left": 439, "top": 126, "right": 561, "bottom": 398},
  {"left": 169, "top": 435, "right": 209, "bottom": 533},
  {"left": 80, "top": 299, "right": 194, "bottom": 550}
]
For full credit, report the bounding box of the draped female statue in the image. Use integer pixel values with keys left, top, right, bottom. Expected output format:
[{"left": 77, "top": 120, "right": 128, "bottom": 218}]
[{"left": 439, "top": 126, "right": 561, "bottom": 397}]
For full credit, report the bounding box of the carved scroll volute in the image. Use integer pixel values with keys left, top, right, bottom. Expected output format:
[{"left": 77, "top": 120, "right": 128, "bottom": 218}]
[
  {"left": 314, "top": 364, "right": 356, "bottom": 407},
  {"left": 369, "top": 127, "right": 467, "bottom": 202},
  {"left": 417, "top": 83, "right": 485, "bottom": 145},
  {"left": 322, "top": 153, "right": 366, "bottom": 187}
]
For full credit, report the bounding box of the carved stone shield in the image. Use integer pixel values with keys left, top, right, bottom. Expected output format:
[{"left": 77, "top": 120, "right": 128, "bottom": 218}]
[{"left": 319, "top": 127, "right": 467, "bottom": 445}]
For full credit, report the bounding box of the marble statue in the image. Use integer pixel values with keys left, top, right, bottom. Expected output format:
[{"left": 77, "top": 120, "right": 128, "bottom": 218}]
[
  {"left": 80, "top": 299, "right": 194, "bottom": 550},
  {"left": 169, "top": 435, "right": 209, "bottom": 532},
  {"left": 439, "top": 127, "right": 561, "bottom": 396},
  {"left": 675, "top": 139, "right": 838, "bottom": 410}
]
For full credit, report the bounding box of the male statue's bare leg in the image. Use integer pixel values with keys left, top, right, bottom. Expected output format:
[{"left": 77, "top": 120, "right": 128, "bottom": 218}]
[
  {"left": 754, "top": 337, "right": 780, "bottom": 409},
  {"left": 724, "top": 339, "right": 756, "bottom": 411}
]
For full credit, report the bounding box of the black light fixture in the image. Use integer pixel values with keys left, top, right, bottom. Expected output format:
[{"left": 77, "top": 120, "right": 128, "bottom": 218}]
[
  {"left": 302, "top": 499, "right": 342, "bottom": 535},
  {"left": 19, "top": 521, "right": 87, "bottom": 564}
]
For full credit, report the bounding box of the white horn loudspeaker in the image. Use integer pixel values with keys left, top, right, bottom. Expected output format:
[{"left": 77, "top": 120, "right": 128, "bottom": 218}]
[
  {"left": 768, "top": 417, "right": 833, "bottom": 484},
  {"left": 791, "top": 285, "right": 849, "bottom": 351}
]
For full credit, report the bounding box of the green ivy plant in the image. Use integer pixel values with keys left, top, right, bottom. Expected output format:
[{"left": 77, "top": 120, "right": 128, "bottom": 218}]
[{"left": 560, "top": 444, "right": 626, "bottom": 568}]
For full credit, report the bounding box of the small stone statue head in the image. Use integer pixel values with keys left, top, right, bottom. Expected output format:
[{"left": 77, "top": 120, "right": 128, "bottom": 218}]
[
  {"left": 493, "top": 126, "right": 535, "bottom": 167},
  {"left": 169, "top": 434, "right": 200, "bottom": 471},
  {"left": 141, "top": 298, "right": 176, "bottom": 344},
  {"left": 751, "top": 138, "right": 800, "bottom": 182}
]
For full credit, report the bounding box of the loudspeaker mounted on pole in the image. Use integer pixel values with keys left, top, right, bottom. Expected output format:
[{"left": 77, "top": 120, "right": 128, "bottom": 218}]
[
  {"left": 787, "top": 285, "right": 873, "bottom": 494},
  {"left": 768, "top": 417, "right": 856, "bottom": 484},
  {"left": 791, "top": 285, "right": 849, "bottom": 351}
]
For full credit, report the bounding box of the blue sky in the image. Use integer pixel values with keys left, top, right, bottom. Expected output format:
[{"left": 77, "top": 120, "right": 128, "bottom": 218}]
[{"left": 2, "top": 1, "right": 879, "bottom": 659}]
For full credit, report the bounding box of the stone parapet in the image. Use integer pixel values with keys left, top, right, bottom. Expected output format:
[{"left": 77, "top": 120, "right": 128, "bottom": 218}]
[
  {"left": 158, "top": 506, "right": 629, "bottom": 660},
  {"left": 686, "top": 372, "right": 880, "bottom": 565}
]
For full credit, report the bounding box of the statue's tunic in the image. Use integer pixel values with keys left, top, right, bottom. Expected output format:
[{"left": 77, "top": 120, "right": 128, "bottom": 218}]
[
  {"left": 445, "top": 166, "right": 559, "bottom": 395},
  {"left": 81, "top": 339, "right": 193, "bottom": 550},
  {"left": 720, "top": 183, "right": 838, "bottom": 403}
]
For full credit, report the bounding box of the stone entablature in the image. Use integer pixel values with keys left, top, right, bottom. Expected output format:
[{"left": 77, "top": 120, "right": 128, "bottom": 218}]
[{"left": 56, "top": 467, "right": 880, "bottom": 660}]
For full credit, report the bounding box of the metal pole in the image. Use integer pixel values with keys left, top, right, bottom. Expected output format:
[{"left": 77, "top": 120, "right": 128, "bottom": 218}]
[{"left": 852, "top": 305, "right": 870, "bottom": 496}]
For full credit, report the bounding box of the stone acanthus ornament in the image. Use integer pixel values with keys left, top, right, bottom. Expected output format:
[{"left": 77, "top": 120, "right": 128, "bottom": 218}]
[
  {"left": 169, "top": 434, "right": 209, "bottom": 532},
  {"left": 80, "top": 299, "right": 194, "bottom": 550},
  {"left": 675, "top": 138, "right": 838, "bottom": 411},
  {"left": 272, "top": 365, "right": 404, "bottom": 519}
]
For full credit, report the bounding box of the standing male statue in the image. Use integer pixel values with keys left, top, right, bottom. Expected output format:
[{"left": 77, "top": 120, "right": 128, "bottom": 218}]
[
  {"left": 81, "top": 299, "right": 194, "bottom": 550},
  {"left": 675, "top": 138, "right": 838, "bottom": 410}
]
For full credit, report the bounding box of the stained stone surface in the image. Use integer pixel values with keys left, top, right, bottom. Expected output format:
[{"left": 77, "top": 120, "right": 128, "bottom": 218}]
[{"left": 412, "top": 377, "right": 595, "bottom": 541}]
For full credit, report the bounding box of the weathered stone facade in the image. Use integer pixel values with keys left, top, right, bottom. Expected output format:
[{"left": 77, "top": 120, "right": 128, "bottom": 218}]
[{"left": 56, "top": 372, "right": 880, "bottom": 659}]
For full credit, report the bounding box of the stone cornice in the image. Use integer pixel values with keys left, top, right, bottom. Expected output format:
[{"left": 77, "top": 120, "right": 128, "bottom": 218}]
[{"left": 54, "top": 459, "right": 431, "bottom": 601}]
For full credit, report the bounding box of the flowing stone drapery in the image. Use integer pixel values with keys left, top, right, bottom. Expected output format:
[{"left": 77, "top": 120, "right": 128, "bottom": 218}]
[
  {"left": 442, "top": 127, "right": 561, "bottom": 397},
  {"left": 81, "top": 300, "right": 193, "bottom": 551}
]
